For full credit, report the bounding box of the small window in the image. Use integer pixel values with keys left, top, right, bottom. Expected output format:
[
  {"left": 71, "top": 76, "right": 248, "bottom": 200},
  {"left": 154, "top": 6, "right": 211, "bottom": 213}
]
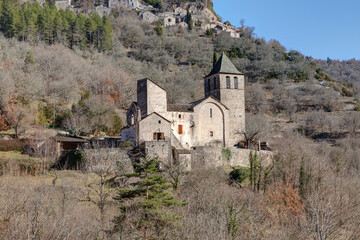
[
  {"left": 154, "top": 132, "right": 165, "bottom": 141},
  {"left": 210, "top": 108, "right": 213, "bottom": 118},
  {"left": 178, "top": 125, "right": 183, "bottom": 134},
  {"left": 178, "top": 114, "right": 181, "bottom": 119},
  {"left": 158, "top": 120, "right": 161, "bottom": 124},
  {"left": 234, "top": 77, "right": 239, "bottom": 89},
  {"left": 210, "top": 131, "right": 214, "bottom": 137},
  {"left": 226, "top": 76, "right": 231, "bottom": 89},
  {"left": 168, "top": 19, "right": 171, "bottom": 22}
]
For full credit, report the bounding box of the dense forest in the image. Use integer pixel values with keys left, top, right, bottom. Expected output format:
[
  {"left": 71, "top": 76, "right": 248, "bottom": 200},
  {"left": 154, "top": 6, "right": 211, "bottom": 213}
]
[
  {"left": 1, "top": 0, "right": 360, "bottom": 239},
  {"left": 0, "top": 0, "right": 113, "bottom": 50}
]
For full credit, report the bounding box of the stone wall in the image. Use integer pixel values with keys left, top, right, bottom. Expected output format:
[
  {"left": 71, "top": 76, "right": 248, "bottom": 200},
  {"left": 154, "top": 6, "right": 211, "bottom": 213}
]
[
  {"left": 192, "top": 146, "right": 272, "bottom": 169},
  {"left": 145, "top": 141, "right": 171, "bottom": 165}
]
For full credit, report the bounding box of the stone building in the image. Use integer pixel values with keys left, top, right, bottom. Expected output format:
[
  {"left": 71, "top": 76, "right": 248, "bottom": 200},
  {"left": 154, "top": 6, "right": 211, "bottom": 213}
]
[
  {"left": 122, "top": 53, "right": 252, "bottom": 170},
  {"left": 140, "top": 11, "right": 159, "bottom": 23},
  {"left": 163, "top": 15, "right": 176, "bottom": 27},
  {"left": 108, "top": 0, "right": 140, "bottom": 9},
  {"left": 54, "top": 0, "right": 71, "bottom": 9}
]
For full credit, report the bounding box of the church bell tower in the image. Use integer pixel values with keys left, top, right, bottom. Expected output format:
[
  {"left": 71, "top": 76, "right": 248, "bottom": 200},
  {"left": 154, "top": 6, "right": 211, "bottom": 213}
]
[{"left": 204, "top": 53, "right": 246, "bottom": 146}]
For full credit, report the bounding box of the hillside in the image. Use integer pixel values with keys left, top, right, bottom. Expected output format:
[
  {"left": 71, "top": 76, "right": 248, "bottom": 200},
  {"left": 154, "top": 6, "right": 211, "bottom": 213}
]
[{"left": 1, "top": 1, "right": 360, "bottom": 239}]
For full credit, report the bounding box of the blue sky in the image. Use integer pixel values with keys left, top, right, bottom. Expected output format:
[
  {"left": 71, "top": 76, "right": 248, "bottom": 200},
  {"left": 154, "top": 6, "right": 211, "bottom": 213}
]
[{"left": 213, "top": 0, "right": 360, "bottom": 60}]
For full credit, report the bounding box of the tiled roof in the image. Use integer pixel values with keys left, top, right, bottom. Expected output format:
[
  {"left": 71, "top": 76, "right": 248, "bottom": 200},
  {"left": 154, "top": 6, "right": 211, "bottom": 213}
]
[
  {"left": 167, "top": 104, "right": 193, "bottom": 112},
  {"left": 206, "top": 52, "right": 242, "bottom": 77}
]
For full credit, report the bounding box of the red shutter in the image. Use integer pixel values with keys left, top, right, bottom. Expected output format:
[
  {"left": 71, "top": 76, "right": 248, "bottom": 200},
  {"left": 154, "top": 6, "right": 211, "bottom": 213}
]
[
  {"left": 162, "top": 133, "right": 165, "bottom": 140},
  {"left": 178, "top": 125, "right": 183, "bottom": 134},
  {"left": 153, "top": 133, "right": 157, "bottom": 140}
]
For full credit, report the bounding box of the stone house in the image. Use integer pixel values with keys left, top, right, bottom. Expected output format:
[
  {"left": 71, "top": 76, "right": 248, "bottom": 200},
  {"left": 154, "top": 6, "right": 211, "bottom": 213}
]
[
  {"left": 225, "top": 28, "right": 240, "bottom": 38},
  {"left": 201, "top": 8, "right": 217, "bottom": 22},
  {"left": 108, "top": 0, "right": 140, "bottom": 9},
  {"left": 163, "top": 15, "right": 176, "bottom": 27},
  {"left": 122, "top": 53, "right": 258, "bottom": 170},
  {"left": 177, "top": 22, "right": 188, "bottom": 29},
  {"left": 213, "top": 24, "right": 240, "bottom": 38},
  {"left": 54, "top": 0, "right": 71, "bottom": 9},
  {"left": 95, "top": 5, "right": 111, "bottom": 16},
  {"left": 140, "top": 11, "right": 159, "bottom": 23},
  {"left": 174, "top": 7, "right": 187, "bottom": 17}
]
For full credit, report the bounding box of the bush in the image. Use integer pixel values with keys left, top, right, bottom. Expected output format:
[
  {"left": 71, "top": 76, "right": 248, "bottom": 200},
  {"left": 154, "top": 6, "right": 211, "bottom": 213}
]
[
  {"left": 222, "top": 148, "right": 232, "bottom": 160},
  {"left": 120, "top": 140, "right": 132, "bottom": 148},
  {"left": 230, "top": 167, "right": 249, "bottom": 184},
  {"left": 0, "top": 139, "right": 28, "bottom": 152}
]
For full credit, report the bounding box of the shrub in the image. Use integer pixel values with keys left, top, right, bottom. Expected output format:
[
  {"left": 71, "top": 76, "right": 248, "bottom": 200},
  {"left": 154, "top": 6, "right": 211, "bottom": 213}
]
[
  {"left": 230, "top": 167, "right": 249, "bottom": 184},
  {"left": 222, "top": 148, "right": 232, "bottom": 161},
  {"left": 0, "top": 139, "right": 28, "bottom": 152},
  {"left": 120, "top": 140, "right": 132, "bottom": 148}
]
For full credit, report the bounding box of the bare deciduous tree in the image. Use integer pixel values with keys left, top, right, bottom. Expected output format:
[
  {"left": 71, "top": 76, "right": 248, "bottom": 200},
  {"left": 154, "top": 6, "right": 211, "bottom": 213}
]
[{"left": 81, "top": 146, "right": 132, "bottom": 238}]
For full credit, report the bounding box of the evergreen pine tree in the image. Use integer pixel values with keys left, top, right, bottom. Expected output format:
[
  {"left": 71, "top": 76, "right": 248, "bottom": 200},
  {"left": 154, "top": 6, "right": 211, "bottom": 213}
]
[
  {"left": 249, "top": 151, "right": 259, "bottom": 191},
  {"left": 89, "top": 12, "right": 102, "bottom": 49},
  {"left": 115, "top": 157, "right": 185, "bottom": 239},
  {"left": 72, "top": 13, "right": 87, "bottom": 48},
  {"left": 64, "top": 8, "right": 77, "bottom": 48},
  {"left": 39, "top": 3, "right": 58, "bottom": 44},
  {"left": 100, "top": 15, "right": 113, "bottom": 51},
  {"left": 299, "top": 158, "right": 306, "bottom": 199},
  {"left": 85, "top": 14, "right": 97, "bottom": 46},
  {"left": 154, "top": 20, "right": 164, "bottom": 36},
  {"left": 24, "top": 50, "right": 36, "bottom": 64},
  {"left": 186, "top": 10, "right": 193, "bottom": 30},
  {"left": 213, "top": 52, "right": 217, "bottom": 66},
  {"left": 0, "top": 0, "right": 22, "bottom": 38},
  {"left": 228, "top": 205, "right": 239, "bottom": 240}
]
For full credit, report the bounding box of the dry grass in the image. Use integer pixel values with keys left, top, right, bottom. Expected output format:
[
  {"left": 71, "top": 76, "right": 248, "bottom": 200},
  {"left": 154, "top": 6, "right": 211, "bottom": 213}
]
[{"left": 0, "top": 171, "right": 119, "bottom": 240}]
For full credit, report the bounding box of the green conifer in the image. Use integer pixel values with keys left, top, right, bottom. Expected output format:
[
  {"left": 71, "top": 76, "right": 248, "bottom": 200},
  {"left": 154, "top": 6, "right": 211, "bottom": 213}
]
[
  {"left": 115, "top": 157, "right": 185, "bottom": 239},
  {"left": 100, "top": 15, "right": 113, "bottom": 51}
]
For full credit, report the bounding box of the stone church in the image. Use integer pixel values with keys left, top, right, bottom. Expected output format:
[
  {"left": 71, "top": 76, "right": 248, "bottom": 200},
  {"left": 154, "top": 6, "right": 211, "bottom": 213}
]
[{"left": 122, "top": 53, "right": 247, "bottom": 170}]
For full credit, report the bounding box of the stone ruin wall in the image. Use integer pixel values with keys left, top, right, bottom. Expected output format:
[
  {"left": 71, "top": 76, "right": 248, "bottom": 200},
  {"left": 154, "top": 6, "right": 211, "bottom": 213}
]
[{"left": 191, "top": 146, "right": 272, "bottom": 169}]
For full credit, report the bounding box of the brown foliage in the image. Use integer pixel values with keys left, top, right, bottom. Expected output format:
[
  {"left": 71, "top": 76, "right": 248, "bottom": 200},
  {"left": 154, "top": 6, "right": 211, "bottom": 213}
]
[{"left": 266, "top": 179, "right": 305, "bottom": 223}]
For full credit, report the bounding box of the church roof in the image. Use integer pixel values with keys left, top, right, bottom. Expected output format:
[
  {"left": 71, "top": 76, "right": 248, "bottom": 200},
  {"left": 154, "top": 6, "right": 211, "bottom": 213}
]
[
  {"left": 167, "top": 104, "right": 193, "bottom": 112},
  {"left": 206, "top": 52, "right": 242, "bottom": 77},
  {"left": 140, "top": 112, "right": 171, "bottom": 123},
  {"left": 190, "top": 96, "right": 229, "bottom": 110}
]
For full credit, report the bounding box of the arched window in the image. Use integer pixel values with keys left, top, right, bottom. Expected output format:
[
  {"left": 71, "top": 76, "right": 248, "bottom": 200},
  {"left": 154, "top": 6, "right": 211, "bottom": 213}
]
[
  {"left": 226, "top": 76, "right": 231, "bottom": 89},
  {"left": 207, "top": 79, "right": 211, "bottom": 91},
  {"left": 131, "top": 115, "right": 135, "bottom": 125},
  {"left": 210, "top": 108, "right": 213, "bottom": 118},
  {"left": 234, "top": 77, "right": 239, "bottom": 89}
]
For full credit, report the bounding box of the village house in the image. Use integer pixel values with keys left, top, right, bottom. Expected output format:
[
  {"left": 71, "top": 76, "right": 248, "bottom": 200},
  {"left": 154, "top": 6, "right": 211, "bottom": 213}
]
[
  {"left": 212, "top": 24, "right": 240, "bottom": 38},
  {"left": 163, "top": 15, "right": 176, "bottom": 27},
  {"left": 95, "top": 5, "right": 111, "bottom": 16},
  {"left": 201, "top": 8, "right": 217, "bottom": 22},
  {"left": 54, "top": 0, "right": 71, "bottom": 9},
  {"left": 120, "top": 53, "right": 273, "bottom": 170},
  {"left": 177, "top": 22, "right": 188, "bottom": 29},
  {"left": 174, "top": 7, "right": 187, "bottom": 17},
  {"left": 140, "top": 11, "right": 159, "bottom": 23},
  {"left": 108, "top": 0, "right": 141, "bottom": 9}
]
